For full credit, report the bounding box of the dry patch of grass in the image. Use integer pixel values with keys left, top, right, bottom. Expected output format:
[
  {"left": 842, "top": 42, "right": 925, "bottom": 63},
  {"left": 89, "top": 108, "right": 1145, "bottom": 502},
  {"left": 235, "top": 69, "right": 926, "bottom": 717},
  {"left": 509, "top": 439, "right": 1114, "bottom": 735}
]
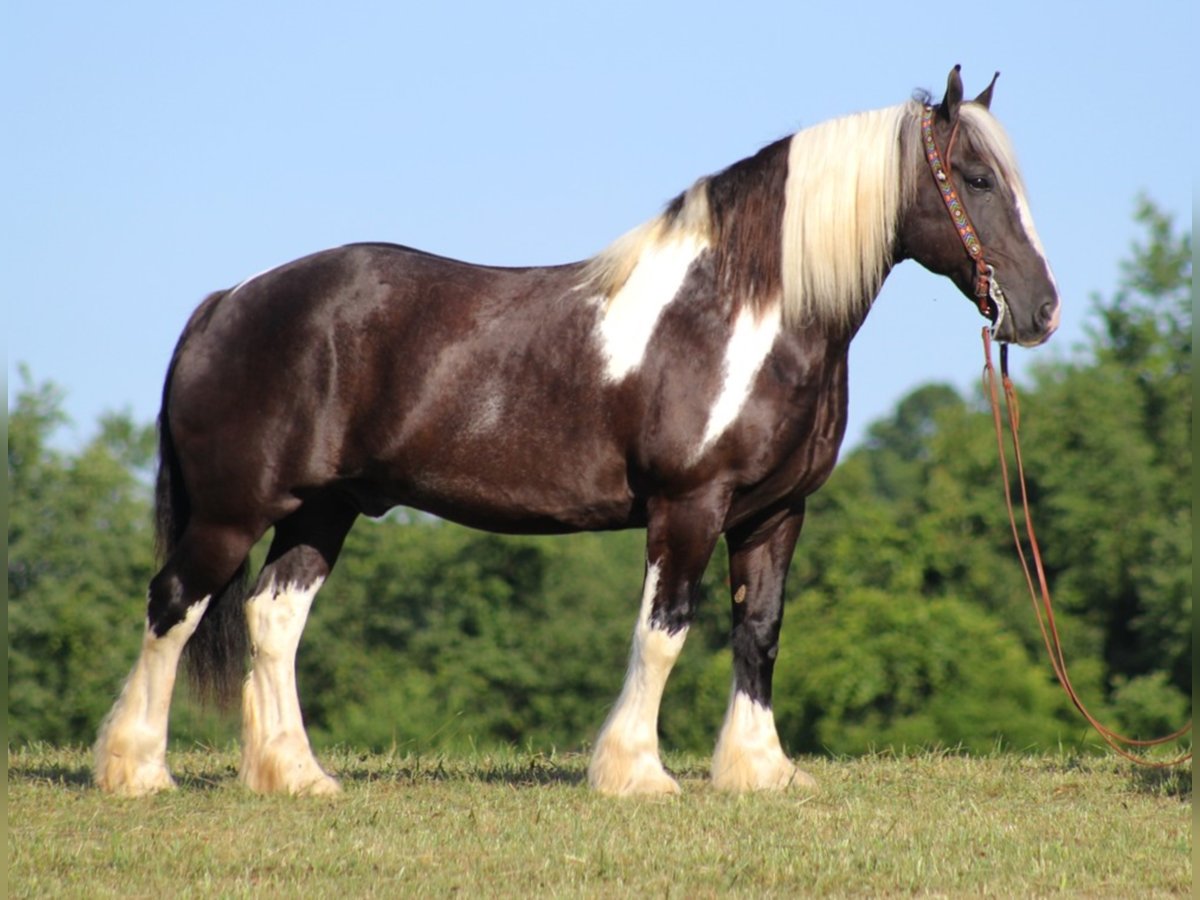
[{"left": 8, "top": 744, "right": 1191, "bottom": 897}]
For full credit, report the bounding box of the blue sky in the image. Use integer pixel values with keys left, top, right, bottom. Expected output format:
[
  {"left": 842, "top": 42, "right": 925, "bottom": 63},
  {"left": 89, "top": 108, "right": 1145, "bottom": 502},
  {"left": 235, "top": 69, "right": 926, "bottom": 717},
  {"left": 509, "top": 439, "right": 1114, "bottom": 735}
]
[{"left": 6, "top": 1, "right": 1192, "bottom": 454}]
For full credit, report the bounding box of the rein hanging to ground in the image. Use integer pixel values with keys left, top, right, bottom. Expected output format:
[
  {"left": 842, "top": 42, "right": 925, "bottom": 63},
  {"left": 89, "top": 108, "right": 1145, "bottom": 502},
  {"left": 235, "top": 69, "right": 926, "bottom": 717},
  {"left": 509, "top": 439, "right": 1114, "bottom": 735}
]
[
  {"left": 923, "top": 98, "right": 1189, "bottom": 766},
  {"left": 981, "top": 330, "right": 1192, "bottom": 768}
]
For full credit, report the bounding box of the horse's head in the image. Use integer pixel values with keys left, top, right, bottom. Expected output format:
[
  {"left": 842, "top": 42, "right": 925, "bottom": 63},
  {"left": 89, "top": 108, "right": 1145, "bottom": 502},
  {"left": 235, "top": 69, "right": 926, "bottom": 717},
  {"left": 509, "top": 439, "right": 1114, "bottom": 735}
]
[{"left": 900, "top": 66, "right": 1060, "bottom": 347}]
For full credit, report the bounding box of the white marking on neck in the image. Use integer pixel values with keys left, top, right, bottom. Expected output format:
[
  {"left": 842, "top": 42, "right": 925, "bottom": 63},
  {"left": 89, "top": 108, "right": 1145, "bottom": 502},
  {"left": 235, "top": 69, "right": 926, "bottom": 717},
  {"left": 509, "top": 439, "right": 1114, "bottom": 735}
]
[
  {"left": 596, "top": 233, "right": 708, "bottom": 382},
  {"left": 695, "top": 306, "right": 781, "bottom": 457}
]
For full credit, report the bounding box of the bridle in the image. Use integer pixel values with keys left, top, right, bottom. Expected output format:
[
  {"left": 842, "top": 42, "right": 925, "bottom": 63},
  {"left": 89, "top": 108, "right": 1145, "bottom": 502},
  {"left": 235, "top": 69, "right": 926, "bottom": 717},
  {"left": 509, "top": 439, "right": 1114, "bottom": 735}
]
[
  {"left": 920, "top": 105, "right": 1009, "bottom": 339},
  {"left": 926, "top": 103, "right": 1192, "bottom": 766}
]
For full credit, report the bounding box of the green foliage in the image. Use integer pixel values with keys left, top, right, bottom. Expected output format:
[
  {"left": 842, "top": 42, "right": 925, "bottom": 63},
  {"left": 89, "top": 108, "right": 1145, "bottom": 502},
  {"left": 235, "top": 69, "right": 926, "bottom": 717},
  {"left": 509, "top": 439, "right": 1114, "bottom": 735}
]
[
  {"left": 7, "top": 369, "right": 157, "bottom": 744},
  {"left": 773, "top": 587, "right": 1086, "bottom": 754},
  {"left": 1017, "top": 198, "right": 1191, "bottom": 703},
  {"left": 297, "top": 524, "right": 646, "bottom": 751},
  {"left": 7, "top": 199, "right": 1190, "bottom": 759}
]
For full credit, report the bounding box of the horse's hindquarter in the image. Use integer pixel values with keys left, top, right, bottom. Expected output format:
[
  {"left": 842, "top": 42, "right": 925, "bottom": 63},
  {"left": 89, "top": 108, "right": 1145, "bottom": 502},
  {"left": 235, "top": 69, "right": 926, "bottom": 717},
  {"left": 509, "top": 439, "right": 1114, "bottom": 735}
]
[{"left": 168, "top": 245, "right": 639, "bottom": 532}]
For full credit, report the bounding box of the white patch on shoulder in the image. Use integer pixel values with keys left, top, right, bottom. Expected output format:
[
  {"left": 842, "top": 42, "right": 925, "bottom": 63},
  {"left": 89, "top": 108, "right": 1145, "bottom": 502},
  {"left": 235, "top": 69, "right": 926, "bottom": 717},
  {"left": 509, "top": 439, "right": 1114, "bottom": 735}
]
[
  {"left": 596, "top": 234, "right": 708, "bottom": 382},
  {"left": 695, "top": 306, "right": 781, "bottom": 457}
]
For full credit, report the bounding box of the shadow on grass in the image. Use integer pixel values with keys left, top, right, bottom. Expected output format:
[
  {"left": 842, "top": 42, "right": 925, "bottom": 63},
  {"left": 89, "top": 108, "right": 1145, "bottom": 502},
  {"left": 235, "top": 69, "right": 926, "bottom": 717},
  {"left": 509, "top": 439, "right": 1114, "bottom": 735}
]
[
  {"left": 332, "top": 748, "right": 719, "bottom": 789},
  {"left": 333, "top": 751, "right": 590, "bottom": 788},
  {"left": 9, "top": 762, "right": 240, "bottom": 793},
  {"left": 1128, "top": 763, "right": 1191, "bottom": 800},
  {"left": 1030, "top": 751, "right": 1193, "bottom": 800},
  {"left": 7, "top": 761, "right": 94, "bottom": 788}
]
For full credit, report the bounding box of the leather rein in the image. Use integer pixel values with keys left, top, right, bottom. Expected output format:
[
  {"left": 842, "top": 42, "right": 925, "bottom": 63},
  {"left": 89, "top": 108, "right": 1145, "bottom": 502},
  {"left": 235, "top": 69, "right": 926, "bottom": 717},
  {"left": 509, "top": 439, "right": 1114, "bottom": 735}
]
[{"left": 921, "top": 107, "right": 1191, "bottom": 767}]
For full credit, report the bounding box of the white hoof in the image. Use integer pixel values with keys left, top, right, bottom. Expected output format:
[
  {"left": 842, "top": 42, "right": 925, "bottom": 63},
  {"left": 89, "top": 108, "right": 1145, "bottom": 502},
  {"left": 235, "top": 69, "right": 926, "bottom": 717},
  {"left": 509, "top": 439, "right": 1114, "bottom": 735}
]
[
  {"left": 94, "top": 734, "right": 177, "bottom": 797},
  {"left": 712, "top": 691, "right": 818, "bottom": 793},
  {"left": 241, "top": 735, "right": 340, "bottom": 796},
  {"left": 588, "top": 740, "right": 681, "bottom": 796},
  {"left": 711, "top": 750, "right": 817, "bottom": 793}
]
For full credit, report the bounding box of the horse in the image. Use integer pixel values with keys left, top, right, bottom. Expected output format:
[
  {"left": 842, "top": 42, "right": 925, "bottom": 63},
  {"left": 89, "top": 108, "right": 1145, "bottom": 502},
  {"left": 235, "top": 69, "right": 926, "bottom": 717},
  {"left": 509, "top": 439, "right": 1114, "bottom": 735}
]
[{"left": 95, "top": 66, "right": 1059, "bottom": 797}]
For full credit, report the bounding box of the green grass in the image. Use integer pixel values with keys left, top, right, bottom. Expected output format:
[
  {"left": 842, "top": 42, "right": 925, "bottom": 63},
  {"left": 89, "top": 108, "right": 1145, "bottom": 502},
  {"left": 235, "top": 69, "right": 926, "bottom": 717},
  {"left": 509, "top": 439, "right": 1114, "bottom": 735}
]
[{"left": 8, "top": 744, "right": 1191, "bottom": 897}]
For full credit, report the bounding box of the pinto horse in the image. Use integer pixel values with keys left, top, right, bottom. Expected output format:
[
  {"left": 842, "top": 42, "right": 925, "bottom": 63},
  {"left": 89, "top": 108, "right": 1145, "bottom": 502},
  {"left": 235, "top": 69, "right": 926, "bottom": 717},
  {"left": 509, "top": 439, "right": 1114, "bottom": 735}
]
[{"left": 96, "top": 67, "right": 1059, "bottom": 797}]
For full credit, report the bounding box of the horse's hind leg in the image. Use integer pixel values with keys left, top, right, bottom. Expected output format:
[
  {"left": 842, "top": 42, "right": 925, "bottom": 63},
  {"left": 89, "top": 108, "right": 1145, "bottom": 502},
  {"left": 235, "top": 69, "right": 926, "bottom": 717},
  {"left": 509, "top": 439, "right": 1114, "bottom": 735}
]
[
  {"left": 240, "top": 497, "right": 357, "bottom": 795},
  {"left": 711, "top": 508, "right": 817, "bottom": 792},
  {"left": 95, "top": 523, "right": 255, "bottom": 796}
]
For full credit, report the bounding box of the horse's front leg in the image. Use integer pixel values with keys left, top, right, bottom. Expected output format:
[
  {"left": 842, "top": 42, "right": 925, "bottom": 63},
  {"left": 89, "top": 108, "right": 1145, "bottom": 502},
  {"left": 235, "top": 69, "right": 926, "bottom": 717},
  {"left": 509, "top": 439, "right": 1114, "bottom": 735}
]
[
  {"left": 711, "top": 506, "right": 817, "bottom": 793},
  {"left": 588, "top": 494, "right": 726, "bottom": 796}
]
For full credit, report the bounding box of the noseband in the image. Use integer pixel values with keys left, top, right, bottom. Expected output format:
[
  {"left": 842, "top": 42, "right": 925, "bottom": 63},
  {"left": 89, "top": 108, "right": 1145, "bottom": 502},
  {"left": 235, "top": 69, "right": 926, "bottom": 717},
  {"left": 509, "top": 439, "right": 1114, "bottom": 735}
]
[{"left": 920, "top": 106, "right": 1009, "bottom": 339}]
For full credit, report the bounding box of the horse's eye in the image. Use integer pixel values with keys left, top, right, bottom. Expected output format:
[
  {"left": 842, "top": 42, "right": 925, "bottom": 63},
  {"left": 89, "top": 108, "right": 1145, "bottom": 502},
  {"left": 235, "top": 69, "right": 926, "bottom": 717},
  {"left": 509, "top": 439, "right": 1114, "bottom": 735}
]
[{"left": 966, "top": 175, "right": 992, "bottom": 192}]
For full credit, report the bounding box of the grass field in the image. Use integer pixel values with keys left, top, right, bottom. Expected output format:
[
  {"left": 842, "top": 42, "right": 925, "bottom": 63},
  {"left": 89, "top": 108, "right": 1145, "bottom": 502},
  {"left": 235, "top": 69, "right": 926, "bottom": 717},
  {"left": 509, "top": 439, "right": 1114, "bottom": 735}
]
[{"left": 7, "top": 744, "right": 1191, "bottom": 897}]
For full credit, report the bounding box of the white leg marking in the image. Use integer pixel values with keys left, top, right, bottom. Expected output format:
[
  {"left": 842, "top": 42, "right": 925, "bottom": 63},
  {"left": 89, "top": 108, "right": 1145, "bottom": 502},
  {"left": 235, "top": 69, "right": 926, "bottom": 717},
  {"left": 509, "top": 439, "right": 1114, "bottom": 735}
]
[
  {"left": 240, "top": 578, "right": 339, "bottom": 795},
  {"left": 711, "top": 688, "right": 816, "bottom": 793},
  {"left": 589, "top": 563, "right": 687, "bottom": 795},
  {"left": 596, "top": 234, "right": 708, "bottom": 382},
  {"left": 94, "top": 598, "right": 211, "bottom": 796},
  {"left": 696, "top": 306, "right": 781, "bottom": 457}
]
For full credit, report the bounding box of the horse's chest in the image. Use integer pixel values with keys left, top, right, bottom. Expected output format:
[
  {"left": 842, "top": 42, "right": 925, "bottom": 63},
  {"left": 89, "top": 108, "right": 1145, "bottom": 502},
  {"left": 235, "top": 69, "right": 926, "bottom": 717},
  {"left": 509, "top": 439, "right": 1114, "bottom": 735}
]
[{"left": 718, "top": 347, "right": 850, "bottom": 510}]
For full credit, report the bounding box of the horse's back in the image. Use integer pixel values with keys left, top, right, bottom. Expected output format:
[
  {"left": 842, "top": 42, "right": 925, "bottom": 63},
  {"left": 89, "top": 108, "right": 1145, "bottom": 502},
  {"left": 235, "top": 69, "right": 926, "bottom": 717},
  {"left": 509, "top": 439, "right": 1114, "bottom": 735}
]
[{"left": 164, "top": 244, "right": 636, "bottom": 529}]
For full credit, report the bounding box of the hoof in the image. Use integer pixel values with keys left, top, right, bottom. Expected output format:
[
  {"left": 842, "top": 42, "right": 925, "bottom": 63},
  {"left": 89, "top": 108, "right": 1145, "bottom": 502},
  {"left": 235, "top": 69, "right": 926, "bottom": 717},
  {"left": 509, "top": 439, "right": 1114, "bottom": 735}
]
[
  {"left": 241, "top": 737, "right": 340, "bottom": 796},
  {"left": 94, "top": 751, "right": 177, "bottom": 797},
  {"left": 711, "top": 752, "right": 818, "bottom": 793},
  {"left": 94, "top": 726, "right": 176, "bottom": 797},
  {"left": 295, "top": 772, "right": 342, "bottom": 797},
  {"left": 242, "top": 764, "right": 342, "bottom": 796},
  {"left": 588, "top": 743, "right": 681, "bottom": 796}
]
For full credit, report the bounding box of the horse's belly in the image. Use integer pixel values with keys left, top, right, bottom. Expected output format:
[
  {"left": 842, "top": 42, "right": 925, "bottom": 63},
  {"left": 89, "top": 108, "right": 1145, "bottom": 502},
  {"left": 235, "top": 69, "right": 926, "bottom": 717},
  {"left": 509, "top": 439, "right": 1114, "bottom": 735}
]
[{"left": 347, "top": 440, "right": 640, "bottom": 534}]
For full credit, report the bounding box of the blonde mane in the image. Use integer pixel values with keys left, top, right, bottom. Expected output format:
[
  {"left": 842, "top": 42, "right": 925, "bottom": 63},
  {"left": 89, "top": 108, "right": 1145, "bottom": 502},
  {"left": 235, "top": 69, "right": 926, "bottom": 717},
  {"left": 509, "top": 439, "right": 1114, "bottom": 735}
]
[
  {"left": 779, "top": 103, "right": 915, "bottom": 329},
  {"left": 584, "top": 100, "right": 1044, "bottom": 333}
]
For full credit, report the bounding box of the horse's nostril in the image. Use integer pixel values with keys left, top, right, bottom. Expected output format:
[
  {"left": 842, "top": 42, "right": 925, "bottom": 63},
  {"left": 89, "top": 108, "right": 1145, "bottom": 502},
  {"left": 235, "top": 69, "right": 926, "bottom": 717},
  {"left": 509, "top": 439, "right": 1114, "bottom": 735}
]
[{"left": 1038, "top": 300, "right": 1061, "bottom": 332}]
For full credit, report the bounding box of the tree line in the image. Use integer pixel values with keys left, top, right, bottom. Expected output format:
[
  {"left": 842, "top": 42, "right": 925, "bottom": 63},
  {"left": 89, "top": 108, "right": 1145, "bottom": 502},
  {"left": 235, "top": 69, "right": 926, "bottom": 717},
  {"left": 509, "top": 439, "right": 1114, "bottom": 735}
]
[{"left": 8, "top": 199, "right": 1191, "bottom": 757}]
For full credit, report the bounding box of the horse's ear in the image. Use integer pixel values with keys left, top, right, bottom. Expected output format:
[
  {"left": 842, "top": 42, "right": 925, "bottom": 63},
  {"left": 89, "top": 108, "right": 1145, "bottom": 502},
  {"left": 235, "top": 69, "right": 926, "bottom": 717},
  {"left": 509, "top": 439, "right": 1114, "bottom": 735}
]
[
  {"left": 974, "top": 71, "right": 1000, "bottom": 109},
  {"left": 938, "top": 64, "right": 964, "bottom": 122}
]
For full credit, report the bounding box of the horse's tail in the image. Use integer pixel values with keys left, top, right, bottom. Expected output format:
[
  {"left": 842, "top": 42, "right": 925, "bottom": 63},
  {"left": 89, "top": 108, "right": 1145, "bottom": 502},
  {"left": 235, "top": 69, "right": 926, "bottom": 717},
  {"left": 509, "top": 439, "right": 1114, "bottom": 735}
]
[{"left": 157, "top": 289, "right": 250, "bottom": 709}]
